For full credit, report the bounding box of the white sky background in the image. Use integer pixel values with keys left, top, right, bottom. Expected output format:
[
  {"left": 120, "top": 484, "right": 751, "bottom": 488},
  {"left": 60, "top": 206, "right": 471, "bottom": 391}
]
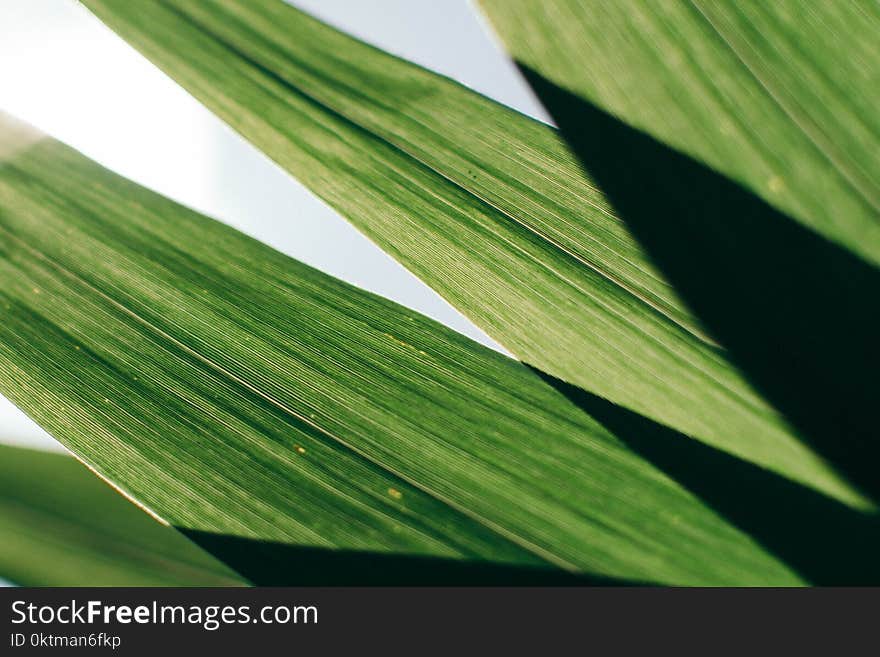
[{"left": 0, "top": 0, "right": 550, "bottom": 453}]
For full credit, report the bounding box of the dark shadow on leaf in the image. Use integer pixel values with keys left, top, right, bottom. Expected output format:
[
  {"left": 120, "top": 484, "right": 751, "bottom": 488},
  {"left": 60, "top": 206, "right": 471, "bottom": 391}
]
[
  {"left": 180, "top": 529, "right": 638, "bottom": 586},
  {"left": 520, "top": 66, "right": 880, "bottom": 504},
  {"left": 531, "top": 366, "right": 880, "bottom": 585}
]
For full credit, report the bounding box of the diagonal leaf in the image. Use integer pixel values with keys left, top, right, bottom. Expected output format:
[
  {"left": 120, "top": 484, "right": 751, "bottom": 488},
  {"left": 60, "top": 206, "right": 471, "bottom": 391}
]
[
  {"left": 0, "top": 444, "right": 246, "bottom": 586},
  {"left": 477, "top": 0, "right": 880, "bottom": 266},
  {"left": 79, "top": 0, "right": 867, "bottom": 507},
  {"left": 478, "top": 0, "right": 880, "bottom": 503},
  {"left": 0, "top": 113, "right": 806, "bottom": 585}
]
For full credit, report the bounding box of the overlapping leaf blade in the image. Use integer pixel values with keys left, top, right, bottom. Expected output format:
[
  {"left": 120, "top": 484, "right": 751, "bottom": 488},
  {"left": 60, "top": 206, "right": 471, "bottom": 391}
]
[
  {"left": 0, "top": 114, "right": 805, "bottom": 585},
  {"left": 478, "top": 0, "right": 880, "bottom": 504},
  {"left": 478, "top": 0, "right": 880, "bottom": 265},
  {"left": 78, "top": 0, "right": 866, "bottom": 507},
  {"left": 0, "top": 444, "right": 245, "bottom": 586}
]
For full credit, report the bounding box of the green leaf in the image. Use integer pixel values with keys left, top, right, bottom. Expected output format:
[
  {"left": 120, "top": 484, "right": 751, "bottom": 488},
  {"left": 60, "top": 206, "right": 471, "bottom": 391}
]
[
  {"left": 478, "top": 0, "right": 880, "bottom": 504},
  {"left": 0, "top": 444, "right": 246, "bottom": 586},
  {"left": 79, "top": 0, "right": 868, "bottom": 508},
  {"left": 0, "top": 112, "right": 810, "bottom": 585},
  {"left": 477, "top": 0, "right": 880, "bottom": 266}
]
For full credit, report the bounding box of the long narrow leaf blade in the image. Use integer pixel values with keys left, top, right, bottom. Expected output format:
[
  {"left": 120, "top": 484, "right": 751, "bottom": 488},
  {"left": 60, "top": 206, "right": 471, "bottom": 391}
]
[
  {"left": 478, "top": 0, "right": 880, "bottom": 503},
  {"left": 0, "top": 113, "right": 805, "bottom": 585},
  {"left": 0, "top": 444, "right": 245, "bottom": 586},
  {"left": 79, "top": 0, "right": 867, "bottom": 507},
  {"left": 478, "top": 0, "right": 880, "bottom": 266}
]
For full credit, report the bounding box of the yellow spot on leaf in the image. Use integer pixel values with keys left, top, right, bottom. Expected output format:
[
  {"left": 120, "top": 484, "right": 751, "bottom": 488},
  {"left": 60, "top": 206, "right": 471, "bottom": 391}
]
[
  {"left": 387, "top": 487, "right": 403, "bottom": 500},
  {"left": 295, "top": 445, "right": 306, "bottom": 455},
  {"left": 383, "top": 332, "right": 425, "bottom": 356}
]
